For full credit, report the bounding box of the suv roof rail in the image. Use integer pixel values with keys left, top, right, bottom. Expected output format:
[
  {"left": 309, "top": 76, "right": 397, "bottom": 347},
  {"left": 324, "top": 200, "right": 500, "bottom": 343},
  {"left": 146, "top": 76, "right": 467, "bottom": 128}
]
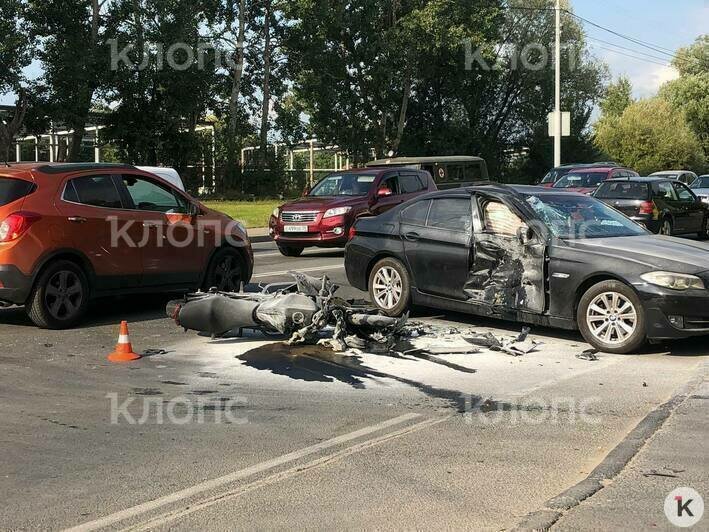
[{"left": 34, "top": 163, "right": 137, "bottom": 175}]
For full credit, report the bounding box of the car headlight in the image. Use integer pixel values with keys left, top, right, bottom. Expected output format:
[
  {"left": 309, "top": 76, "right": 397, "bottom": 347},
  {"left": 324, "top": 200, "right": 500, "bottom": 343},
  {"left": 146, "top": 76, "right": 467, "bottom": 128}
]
[
  {"left": 323, "top": 206, "right": 351, "bottom": 219},
  {"left": 272, "top": 207, "right": 280, "bottom": 218},
  {"left": 640, "top": 271, "right": 705, "bottom": 291}
]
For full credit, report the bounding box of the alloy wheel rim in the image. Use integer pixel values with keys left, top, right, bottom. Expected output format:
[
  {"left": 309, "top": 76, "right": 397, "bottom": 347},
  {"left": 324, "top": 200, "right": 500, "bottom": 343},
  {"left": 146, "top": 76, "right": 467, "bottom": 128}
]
[
  {"left": 215, "top": 256, "right": 241, "bottom": 292},
  {"left": 586, "top": 291, "right": 637, "bottom": 345},
  {"left": 45, "top": 271, "right": 83, "bottom": 320},
  {"left": 372, "top": 266, "right": 402, "bottom": 310},
  {"left": 661, "top": 221, "right": 672, "bottom": 235}
]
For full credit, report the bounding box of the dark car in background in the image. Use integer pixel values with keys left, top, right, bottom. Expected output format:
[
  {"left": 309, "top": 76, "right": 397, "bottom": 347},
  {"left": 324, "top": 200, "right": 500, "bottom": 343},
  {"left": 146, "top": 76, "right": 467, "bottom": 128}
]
[
  {"left": 690, "top": 175, "right": 709, "bottom": 204},
  {"left": 539, "top": 162, "right": 620, "bottom": 188},
  {"left": 594, "top": 177, "right": 709, "bottom": 238},
  {"left": 345, "top": 184, "right": 709, "bottom": 353},
  {"left": 269, "top": 167, "right": 436, "bottom": 256},
  {"left": 649, "top": 170, "right": 698, "bottom": 185},
  {"left": 552, "top": 166, "right": 639, "bottom": 194},
  {"left": 365, "top": 156, "right": 488, "bottom": 190}
]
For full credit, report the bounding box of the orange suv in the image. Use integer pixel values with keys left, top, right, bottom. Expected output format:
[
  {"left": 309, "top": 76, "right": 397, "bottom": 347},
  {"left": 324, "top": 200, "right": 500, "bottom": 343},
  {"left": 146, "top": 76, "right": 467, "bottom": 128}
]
[{"left": 0, "top": 163, "right": 253, "bottom": 328}]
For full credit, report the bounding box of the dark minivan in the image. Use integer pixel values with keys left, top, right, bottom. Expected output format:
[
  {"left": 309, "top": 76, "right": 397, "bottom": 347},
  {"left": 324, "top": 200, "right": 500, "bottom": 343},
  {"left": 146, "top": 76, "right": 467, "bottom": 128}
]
[{"left": 593, "top": 177, "right": 709, "bottom": 238}]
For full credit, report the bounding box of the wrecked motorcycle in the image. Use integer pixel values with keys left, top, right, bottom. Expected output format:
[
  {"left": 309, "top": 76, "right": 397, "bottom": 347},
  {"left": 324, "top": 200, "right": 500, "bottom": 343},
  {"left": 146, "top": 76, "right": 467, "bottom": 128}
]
[{"left": 167, "top": 272, "right": 408, "bottom": 350}]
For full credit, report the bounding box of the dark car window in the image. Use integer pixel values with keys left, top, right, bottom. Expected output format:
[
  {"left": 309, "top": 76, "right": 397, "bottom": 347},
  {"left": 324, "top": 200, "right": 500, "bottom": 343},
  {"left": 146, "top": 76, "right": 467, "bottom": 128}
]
[
  {"left": 554, "top": 172, "right": 606, "bottom": 189},
  {"left": 309, "top": 173, "right": 377, "bottom": 196},
  {"left": 122, "top": 176, "right": 189, "bottom": 213},
  {"left": 401, "top": 200, "right": 430, "bottom": 225},
  {"left": 380, "top": 175, "right": 400, "bottom": 195},
  {"left": 0, "top": 177, "right": 35, "bottom": 207},
  {"left": 427, "top": 198, "right": 471, "bottom": 231},
  {"left": 595, "top": 182, "right": 649, "bottom": 200},
  {"left": 399, "top": 173, "right": 425, "bottom": 194},
  {"left": 673, "top": 182, "right": 696, "bottom": 202},
  {"left": 654, "top": 181, "right": 677, "bottom": 201},
  {"left": 691, "top": 177, "right": 709, "bottom": 189},
  {"left": 65, "top": 175, "right": 123, "bottom": 209}
]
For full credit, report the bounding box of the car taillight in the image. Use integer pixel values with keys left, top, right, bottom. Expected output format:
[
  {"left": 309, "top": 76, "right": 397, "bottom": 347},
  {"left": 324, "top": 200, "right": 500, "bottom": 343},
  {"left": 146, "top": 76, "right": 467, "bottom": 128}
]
[
  {"left": 348, "top": 226, "right": 357, "bottom": 240},
  {"left": 0, "top": 212, "right": 41, "bottom": 242},
  {"left": 638, "top": 201, "right": 654, "bottom": 215}
]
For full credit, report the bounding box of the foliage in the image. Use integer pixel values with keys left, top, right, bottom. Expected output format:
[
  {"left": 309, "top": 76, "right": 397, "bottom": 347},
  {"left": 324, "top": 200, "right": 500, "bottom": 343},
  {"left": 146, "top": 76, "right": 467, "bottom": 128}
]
[{"left": 594, "top": 98, "right": 705, "bottom": 175}]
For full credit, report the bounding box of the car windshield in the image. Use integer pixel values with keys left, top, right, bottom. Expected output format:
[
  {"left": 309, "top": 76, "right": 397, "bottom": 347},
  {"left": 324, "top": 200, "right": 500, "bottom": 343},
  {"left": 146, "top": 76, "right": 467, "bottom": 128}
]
[
  {"left": 553, "top": 172, "right": 606, "bottom": 189},
  {"left": 691, "top": 177, "right": 709, "bottom": 189},
  {"left": 309, "top": 173, "right": 376, "bottom": 196},
  {"left": 654, "top": 173, "right": 678, "bottom": 180},
  {"left": 525, "top": 194, "right": 648, "bottom": 239},
  {"left": 540, "top": 167, "right": 572, "bottom": 184},
  {"left": 594, "top": 181, "right": 648, "bottom": 199}
]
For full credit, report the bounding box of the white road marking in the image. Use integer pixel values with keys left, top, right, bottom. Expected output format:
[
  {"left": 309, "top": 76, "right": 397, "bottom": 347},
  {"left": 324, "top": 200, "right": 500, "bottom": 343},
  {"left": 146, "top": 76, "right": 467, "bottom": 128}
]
[
  {"left": 251, "top": 264, "right": 343, "bottom": 279},
  {"left": 63, "top": 413, "right": 422, "bottom": 532},
  {"left": 125, "top": 415, "right": 450, "bottom": 531}
]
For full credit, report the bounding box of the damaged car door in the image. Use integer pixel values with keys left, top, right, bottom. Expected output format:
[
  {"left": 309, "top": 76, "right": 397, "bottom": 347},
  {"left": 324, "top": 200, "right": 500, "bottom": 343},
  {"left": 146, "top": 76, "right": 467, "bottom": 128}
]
[
  {"left": 401, "top": 197, "right": 473, "bottom": 299},
  {"left": 465, "top": 195, "right": 546, "bottom": 313}
]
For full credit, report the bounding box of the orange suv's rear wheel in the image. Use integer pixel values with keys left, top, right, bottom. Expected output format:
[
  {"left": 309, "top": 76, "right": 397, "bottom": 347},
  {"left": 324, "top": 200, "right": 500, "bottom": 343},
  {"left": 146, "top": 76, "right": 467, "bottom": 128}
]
[{"left": 26, "top": 260, "right": 90, "bottom": 329}]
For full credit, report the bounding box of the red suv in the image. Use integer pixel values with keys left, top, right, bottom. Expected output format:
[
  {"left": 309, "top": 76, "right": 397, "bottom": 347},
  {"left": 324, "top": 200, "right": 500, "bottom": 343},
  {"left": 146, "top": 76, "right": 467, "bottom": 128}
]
[
  {"left": 0, "top": 163, "right": 253, "bottom": 328},
  {"left": 269, "top": 167, "right": 436, "bottom": 256},
  {"left": 552, "top": 167, "right": 639, "bottom": 194}
]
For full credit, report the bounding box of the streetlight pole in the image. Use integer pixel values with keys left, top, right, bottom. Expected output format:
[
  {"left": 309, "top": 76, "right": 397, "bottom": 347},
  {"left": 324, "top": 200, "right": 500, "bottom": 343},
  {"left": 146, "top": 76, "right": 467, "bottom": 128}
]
[{"left": 554, "top": 0, "right": 562, "bottom": 167}]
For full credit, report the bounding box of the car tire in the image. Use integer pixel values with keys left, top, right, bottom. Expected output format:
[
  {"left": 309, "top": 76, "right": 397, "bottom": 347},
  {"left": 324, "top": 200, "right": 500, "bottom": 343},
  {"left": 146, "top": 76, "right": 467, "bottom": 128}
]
[
  {"left": 659, "top": 217, "right": 673, "bottom": 236},
  {"left": 698, "top": 215, "right": 709, "bottom": 240},
  {"left": 368, "top": 257, "right": 411, "bottom": 317},
  {"left": 203, "top": 247, "right": 244, "bottom": 292},
  {"left": 577, "top": 280, "right": 646, "bottom": 354},
  {"left": 277, "top": 245, "right": 304, "bottom": 257},
  {"left": 26, "top": 260, "right": 90, "bottom": 329}
]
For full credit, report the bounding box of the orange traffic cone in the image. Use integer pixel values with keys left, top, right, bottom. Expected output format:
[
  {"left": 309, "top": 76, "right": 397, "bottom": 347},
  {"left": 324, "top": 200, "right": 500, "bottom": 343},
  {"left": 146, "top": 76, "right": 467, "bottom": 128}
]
[{"left": 108, "top": 321, "right": 142, "bottom": 362}]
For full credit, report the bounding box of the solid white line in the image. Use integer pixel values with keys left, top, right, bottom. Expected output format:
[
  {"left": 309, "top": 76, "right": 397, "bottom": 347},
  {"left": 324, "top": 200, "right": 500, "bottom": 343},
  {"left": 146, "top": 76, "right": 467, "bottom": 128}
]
[
  {"left": 125, "top": 415, "right": 450, "bottom": 531},
  {"left": 251, "top": 264, "right": 343, "bottom": 279},
  {"left": 63, "top": 413, "right": 422, "bottom": 532},
  {"left": 254, "top": 252, "right": 287, "bottom": 258}
]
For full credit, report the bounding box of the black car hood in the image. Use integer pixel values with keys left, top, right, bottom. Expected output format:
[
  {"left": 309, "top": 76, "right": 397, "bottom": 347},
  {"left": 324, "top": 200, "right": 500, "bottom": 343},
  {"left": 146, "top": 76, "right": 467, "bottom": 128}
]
[{"left": 563, "top": 235, "right": 709, "bottom": 273}]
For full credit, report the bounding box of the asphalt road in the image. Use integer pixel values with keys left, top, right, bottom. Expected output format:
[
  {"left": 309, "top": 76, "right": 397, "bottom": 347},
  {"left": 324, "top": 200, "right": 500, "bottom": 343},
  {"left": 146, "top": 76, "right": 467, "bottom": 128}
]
[{"left": 0, "top": 239, "right": 707, "bottom": 530}]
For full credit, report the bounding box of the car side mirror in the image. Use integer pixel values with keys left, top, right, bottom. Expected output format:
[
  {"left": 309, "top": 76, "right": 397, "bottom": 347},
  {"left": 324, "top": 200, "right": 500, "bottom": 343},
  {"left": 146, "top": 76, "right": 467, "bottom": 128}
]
[
  {"left": 302, "top": 185, "right": 312, "bottom": 196},
  {"left": 189, "top": 202, "right": 200, "bottom": 217},
  {"left": 377, "top": 186, "right": 393, "bottom": 198}
]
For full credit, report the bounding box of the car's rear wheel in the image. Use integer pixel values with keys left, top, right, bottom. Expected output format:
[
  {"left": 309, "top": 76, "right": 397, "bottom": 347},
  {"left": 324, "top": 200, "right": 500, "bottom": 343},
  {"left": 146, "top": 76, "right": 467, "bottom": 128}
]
[
  {"left": 577, "top": 280, "right": 646, "bottom": 354},
  {"left": 660, "top": 218, "right": 673, "bottom": 236},
  {"left": 204, "top": 248, "right": 244, "bottom": 292},
  {"left": 368, "top": 257, "right": 410, "bottom": 317},
  {"left": 278, "top": 245, "right": 304, "bottom": 257},
  {"left": 26, "top": 260, "right": 90, "bottom": 329}
]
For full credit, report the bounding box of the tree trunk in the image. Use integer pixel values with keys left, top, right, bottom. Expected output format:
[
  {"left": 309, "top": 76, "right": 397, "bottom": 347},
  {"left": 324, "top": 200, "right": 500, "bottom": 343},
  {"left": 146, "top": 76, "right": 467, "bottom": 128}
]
[
  {"left": 258, "top": 0, "right": 272, "bottom": 167},
  {"left": 0, "top": 91, "right": 29, "bottom": 163},
  {"left": 391, "top": 67, "right": 412, "bottom": 155}
]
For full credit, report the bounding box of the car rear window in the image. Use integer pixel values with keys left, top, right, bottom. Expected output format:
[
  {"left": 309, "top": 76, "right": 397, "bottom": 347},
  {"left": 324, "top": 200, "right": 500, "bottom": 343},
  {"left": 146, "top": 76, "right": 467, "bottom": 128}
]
[
  {"left": 595, "top": 182, "right": 649, "bottom": 200},
  {"left": 0, "top": 177, "right": 36, "bottom": 207}
]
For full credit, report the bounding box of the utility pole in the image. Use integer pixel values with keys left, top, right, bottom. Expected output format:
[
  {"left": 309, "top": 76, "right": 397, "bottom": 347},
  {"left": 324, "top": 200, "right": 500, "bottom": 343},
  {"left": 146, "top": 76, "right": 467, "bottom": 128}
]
[{"left": 554, "top": 0, "right": 562, "bottom": 167}]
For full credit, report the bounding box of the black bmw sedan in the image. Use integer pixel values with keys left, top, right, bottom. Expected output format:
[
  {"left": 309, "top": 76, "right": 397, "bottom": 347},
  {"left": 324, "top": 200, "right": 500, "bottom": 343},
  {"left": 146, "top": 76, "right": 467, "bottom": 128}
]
[{"left": 344, "top": 184, "right": 709, "bottom": 354}]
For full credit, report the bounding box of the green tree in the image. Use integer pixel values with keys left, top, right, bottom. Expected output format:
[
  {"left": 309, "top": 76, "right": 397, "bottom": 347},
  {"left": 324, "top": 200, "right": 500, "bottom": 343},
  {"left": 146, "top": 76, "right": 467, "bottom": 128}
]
[
  {"left": 595, "top": 98, "right": 705, "bottom": 175},
  {"left": 659, "top": 35, "right": 708, "bottom": 158},
  {"left": 0, "top": 0, "right": 32, "bottom": 161},
  {"left": 28, "top": 0, "right": 115, "bottom": 161},
  {"left": 599, "top": 76, "right": 633, "bottom": 118}
]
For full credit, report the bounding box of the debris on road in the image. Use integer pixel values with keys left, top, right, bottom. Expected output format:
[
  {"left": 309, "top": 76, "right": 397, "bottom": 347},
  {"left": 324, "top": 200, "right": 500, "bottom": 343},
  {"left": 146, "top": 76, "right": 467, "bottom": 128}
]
[
  {"left": 465, "top": 326, "right": 541, "bottom": 356},
  {"left": 576, "top": 349, "right": 600, "bottom": 361}
]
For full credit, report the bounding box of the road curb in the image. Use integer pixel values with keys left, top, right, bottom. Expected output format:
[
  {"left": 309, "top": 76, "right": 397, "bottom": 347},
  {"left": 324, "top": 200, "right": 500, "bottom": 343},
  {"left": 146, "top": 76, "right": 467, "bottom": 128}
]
[{"left": 511, "top": 363, "right": 708, "bottom": 531}]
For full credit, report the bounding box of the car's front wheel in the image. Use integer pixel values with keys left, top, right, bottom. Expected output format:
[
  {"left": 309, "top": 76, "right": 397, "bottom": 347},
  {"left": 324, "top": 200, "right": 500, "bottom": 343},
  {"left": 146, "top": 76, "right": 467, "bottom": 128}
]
[
  {"left": 204, "top": 248, "right": 244, "bottom": 292},
  {"left": 26, "top": 260, "right": 90, "bottom": 329},
  {"left": 278, "top": 245, "right": 304, "bottom": 257},
  {"left": 577, "top": 280, "right": 646, "bottom": 354},
  {"left": 368, "top": 257, "right": 411, "bottom": 317}
]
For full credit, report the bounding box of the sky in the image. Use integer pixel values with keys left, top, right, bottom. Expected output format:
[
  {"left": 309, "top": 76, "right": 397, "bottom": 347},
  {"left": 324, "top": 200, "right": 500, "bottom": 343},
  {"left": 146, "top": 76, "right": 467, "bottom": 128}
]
[
  {"left": 572, "top": 0, "right": 708, "bottom": 99},
  {"left": 1, "top": 1, "right": 707, "bottom": 106}
]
